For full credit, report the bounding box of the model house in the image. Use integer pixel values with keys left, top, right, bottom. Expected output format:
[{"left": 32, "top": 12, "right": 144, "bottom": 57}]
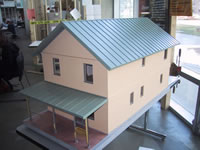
[{"left": 21, "top": 18, "right": 179, "bottom": 148}]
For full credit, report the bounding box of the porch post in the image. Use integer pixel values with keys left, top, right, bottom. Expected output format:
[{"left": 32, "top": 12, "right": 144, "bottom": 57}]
[
  {"left": 161, "top": 92, "right": 171, "bottom": 110},
  {"left": 52, "top": 107, "right": 57, "bottom": 134},
  {"left": 73, "top": 116, "right": 78, "bottom": 143},
  {"left": 85, "top": 118, "right": 90, "bottom": 148}
]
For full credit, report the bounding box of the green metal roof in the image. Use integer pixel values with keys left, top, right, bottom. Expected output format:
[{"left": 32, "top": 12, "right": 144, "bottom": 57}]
[
  {"left": 34, "top": 18, "right": 180, "bottom": 70},
  {"left": 20, "top": 81, "right": 107, "bottom": 119}
]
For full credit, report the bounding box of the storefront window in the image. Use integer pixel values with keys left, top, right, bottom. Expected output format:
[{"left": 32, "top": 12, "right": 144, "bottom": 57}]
[
  {"left": 139, "top": 0, "right": 150, "bottom": 17},
  {"left": 139, "top": 0, "right": 169, "bottom": 32},
  {"left": 119, "top": 0, "right": 133, "bottom": 18}
]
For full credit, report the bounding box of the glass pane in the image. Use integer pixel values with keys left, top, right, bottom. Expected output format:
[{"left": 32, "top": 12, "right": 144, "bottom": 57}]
[
  {"left": 120, "top": 0, "right": 133, "bottom": 18},
  {"left": 176, "top": 18, "right": 200, "bottom": 45},
  {"left": 55, "top": 64, "right": 60, "bottom": 71},
  {"left": 175, "top": 4, "right": 200, "bottom": 70},
  {"left": 175, "top": 8, "right": 200, "bottom": 70},
  {"left": 54, "top": 58, "right": 59, "bottom": 63},
  {"left": 139, "top": 0, "right": 150, "bottom": 17},
  {"left": 85, "top": 64, "right": 93, "bottom": 83},
  {"left": 53, "top": 58, "right": 60, "bottom": 75},
  {"left": 92, "top": 0, "right": 100, "bottom": 5},
  {"left": 171, "top": 77, "right": 198, "bottom": 115},
  {"left": 173, "top": 9, "right": 200, "bottom": 123},
  {"left": 174, "top": 46, "right": 200, "bottom": 74}
]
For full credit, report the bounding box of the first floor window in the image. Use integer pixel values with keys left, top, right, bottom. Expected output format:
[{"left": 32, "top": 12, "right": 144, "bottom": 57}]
[
  {"left": 160, "top": 74, "right": 163, "bottom": 83},
  {"left": 130, "top": 92, "right": 134, "bottom": 105},
  {"left": 140, "top": 86, "right": 144, "bottom": 97},
  {"left": 84, "top": 64, "right": 93, "bottom": 84},
  {"left": 53, "top": 58, "right": 60, "bottom": 75}
]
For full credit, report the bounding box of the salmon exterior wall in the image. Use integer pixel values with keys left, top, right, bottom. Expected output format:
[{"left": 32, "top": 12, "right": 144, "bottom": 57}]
[
  {"left": 42, "top": 30, "right": 109, "bottom": 133},
  {"left": 41, "top": 29, "right": 173, "bottom": 134},
  {"left": 107, "top": 49, "right": 172, "bottom": 133}
]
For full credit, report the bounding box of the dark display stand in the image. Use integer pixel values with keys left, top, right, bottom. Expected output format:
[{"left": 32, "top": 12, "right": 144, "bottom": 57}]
[
  {"left": 150, "top": 0, "right": 170, "bottom": 33},
  {"left": 139, "top": 0, "right": 170, "bottom": 33}
]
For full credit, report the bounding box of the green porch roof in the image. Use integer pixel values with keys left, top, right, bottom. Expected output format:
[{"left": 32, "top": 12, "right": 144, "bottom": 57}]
[
  {"left": 20, "top": 81, "right": 107, "bottom": 119},
  {"left": 34, "top": 18, "right": 179, "bottom": 70}
]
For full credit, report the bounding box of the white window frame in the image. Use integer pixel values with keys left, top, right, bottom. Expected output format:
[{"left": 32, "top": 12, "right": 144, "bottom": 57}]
[
  {"left": 53, "top": 58, "right": 60, "bottom": 76},
  {"left": 84, "top": 64, "right": 93, "bottom": 84}
]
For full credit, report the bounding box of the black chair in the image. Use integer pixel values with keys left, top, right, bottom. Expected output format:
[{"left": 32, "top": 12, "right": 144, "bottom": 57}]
[
  {"left": 0, "top": 51, "right": 30, "bottom": 103},
  {"left": 16, "top": 51, "right": 30, "bottom": 89}
]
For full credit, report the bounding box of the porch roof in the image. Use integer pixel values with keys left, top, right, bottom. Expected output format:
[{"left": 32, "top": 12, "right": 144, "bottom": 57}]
[{"left": 20, "top": 81, "right": 107, "bottom": 119}]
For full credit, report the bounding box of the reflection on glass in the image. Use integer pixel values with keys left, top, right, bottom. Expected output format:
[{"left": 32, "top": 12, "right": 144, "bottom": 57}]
[
  {"left": 173, "top": 46, "right": 200, "bottom": 75},
  {"left": 171, "top": 77, "right": 198, "bottom": 115},
  {"left": 176, "top": 16, "right": 200, "bottom": 45},
  {"left": 139, "top": 0, "right": 150, "bottom": 17},
  {"left": 120, "top": 0, "right": 133, "bottom": 18}
]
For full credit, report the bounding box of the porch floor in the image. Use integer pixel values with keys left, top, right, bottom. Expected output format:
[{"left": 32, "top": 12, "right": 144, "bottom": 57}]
[{"left": 25, "top": 111, "right": 107, "bottom": 150}]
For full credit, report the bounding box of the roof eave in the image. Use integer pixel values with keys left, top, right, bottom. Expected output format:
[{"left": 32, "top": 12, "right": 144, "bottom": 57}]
[{"left": 32, "top": 23, "right": 65, "bottom": 56}]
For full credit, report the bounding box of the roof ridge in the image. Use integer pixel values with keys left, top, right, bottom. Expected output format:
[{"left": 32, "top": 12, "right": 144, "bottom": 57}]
[
  {"left": 35, "top": 18, "right": 180, "bottom": 70},
  {"left": 61, "top": 17, "right": 149, "bottom": 24}
]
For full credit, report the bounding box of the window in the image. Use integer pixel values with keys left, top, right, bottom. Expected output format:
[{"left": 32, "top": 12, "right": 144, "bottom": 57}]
[
  {"left": 164, "top": 50, "right": 168, "bottom": 59},
  {"left": 84, "top": 64, "right": 93, "bottom": 84},
  {"left": 119, "top": 0, "right": 134, "bottom": 18},
  {"left": 92, "top": 0, "right": 100, "bottom": 5},
  {"left": 130, "top": 92, "right": 134, "bottom": 105},
  {"left": 142, "top": 57, "right": 145, "bottom": 66},
  {"left": 140, "top": 86, "right": 144, "bottom": 97},
  {"left": 160, "top": 74, "right": 163, "bottom": 83},
  {"left": 53, "top": 58, "right": 60, "bottom": 75}
]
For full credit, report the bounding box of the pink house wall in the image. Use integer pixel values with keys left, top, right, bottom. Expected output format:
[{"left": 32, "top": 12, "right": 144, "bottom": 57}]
[
  {"left": 41, "top": 29, "right": 173, "bottom": 134},
  {"left": 42, "top": 30, "right": 109, "bottom": 133},
  {"left": 107, "top": 49, "right": 172, "bottom": 133}
]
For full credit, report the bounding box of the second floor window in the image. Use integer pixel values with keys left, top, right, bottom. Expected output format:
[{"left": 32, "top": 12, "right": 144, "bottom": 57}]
[
  {"left": 130, "top": 92, "right": 134, "bottom": 105},
  {"left": 142, "top": 57, "right": 145, "bottom": 66},
  {"left": 53, "top": 58, "right": 60, "bottom": 76},
  {"left": 160, "top": 74, "right": 163, "bottom": 83},
  {"left": 164, "top": 50, "right": 168, "bottom": 59},
  {"left": 84, "top": 64, "right": 93, "bottom": 84}
]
